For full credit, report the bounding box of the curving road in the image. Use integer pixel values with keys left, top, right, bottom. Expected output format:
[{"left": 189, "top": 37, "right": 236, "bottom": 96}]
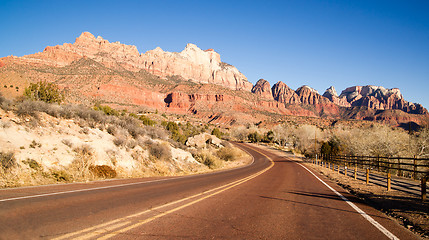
[{"left": 0, "top": 143, "right": 420, "bottom": 239}]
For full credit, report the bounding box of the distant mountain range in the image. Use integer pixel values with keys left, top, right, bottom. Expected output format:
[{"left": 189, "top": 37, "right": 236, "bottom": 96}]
[{"left": 0, "top": 32, "right": 427, "bottom": 127}]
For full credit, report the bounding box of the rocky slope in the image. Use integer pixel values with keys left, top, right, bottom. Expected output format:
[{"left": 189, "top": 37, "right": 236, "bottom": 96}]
[{"left": 0, "top": 32, "right": 427, "bottom": 126}]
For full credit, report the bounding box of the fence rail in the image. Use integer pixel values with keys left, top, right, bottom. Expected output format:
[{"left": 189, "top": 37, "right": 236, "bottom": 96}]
[
  {"left": 316, "top": 154, "right": 428, "bottom": 202},
  {"left": 322, "top": 154, "right": 429, "bottom": 179}
]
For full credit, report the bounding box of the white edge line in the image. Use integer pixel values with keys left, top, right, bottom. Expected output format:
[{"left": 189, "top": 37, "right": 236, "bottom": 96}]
[
  {"left": 0, "top": 143, "right": 255, "bottom": 203},
  {"left": 0, "top": 178, "right": 179, "bottom": 203},
  {"left": 297, "top": 162, "right": 399, "bottom": 240}
]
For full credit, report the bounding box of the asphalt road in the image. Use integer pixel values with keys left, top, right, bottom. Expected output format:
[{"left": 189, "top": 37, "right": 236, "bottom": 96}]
[{"left": 0, "top": 143, "right": 420, "bottom": 239}]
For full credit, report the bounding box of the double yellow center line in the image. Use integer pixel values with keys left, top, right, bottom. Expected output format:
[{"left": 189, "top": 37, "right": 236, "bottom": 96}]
[{"left": 53, "top": 145, "right": 274, "bottom": 240}]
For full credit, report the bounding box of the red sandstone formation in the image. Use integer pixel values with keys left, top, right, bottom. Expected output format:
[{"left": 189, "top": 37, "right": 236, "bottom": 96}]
[
  {"left": 340, "top": 85, "right": 427, "bottom": 114},
  {"left": 251, "top": 79, "right": 274, "bottom": 100},
  {"left": 6, "top": 32, "right": 252, "bottom": 91},
  {"left": 271, "top": 81, "right": 301, "bottom": 104},
  {"left": 322, "top": 86, "right": 351, "bottom": 107},
  {"left": 0, "top": 32, "right": 427, "bottom": 127},
  {"left": 295, "top": 85, "right": 329, "bottom": 105}
]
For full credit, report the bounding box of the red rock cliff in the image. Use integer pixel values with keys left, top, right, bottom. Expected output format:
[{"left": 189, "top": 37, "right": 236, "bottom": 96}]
[{"left": 11, "top": 32, "right": 253, "bottom": 91}]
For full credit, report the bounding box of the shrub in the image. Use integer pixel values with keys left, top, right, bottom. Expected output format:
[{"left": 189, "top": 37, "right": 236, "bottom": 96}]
[
  {"left": 211, "top": 128, "right": 222, "bottom": 138},
  {"left": 0, "top": 93, "right": 5, "bottom": 104},
  {"left": 263, "top": 130, "right": 275, "bottom": 143},
  {"left": 15, "top": 100, "right": 39, "bottom": 118},
  {"left": 23, "top": 159, "right": 42, "bottom": 171},
  {"left": 94, "top": 105, "right": 120, "bottom": 116},
  {"left": 145, "top": 126, "right": 168, "bottom": 140},
  {"left": 113, "top": 136, "right": 126, "bottom": 147},
  {"left": 163, "top": 121, "right": 179, "bottom": 132},
  {"left": 193, "top": 150, "right": 222, "bottom": 169},
  {"left": 0, "top": 151, "right": 16, "bottom": 171},
  {"left": 248, "top": 132, "right": 261, "bottom": 143},
  {"left": 127, "top": 124, "right": 144, "bottom": 139},
  {"left": 74, "top": 144, "right": 93, "bottom": 156},
  {"left": 24, "top": 81, "right": 64, "bottom": 104},
  {"left": 89, "top": 165, "right": 117, "bottom": 178},
  {"left": 51, "top": 169, "right": 71, "bottom": 182},
  {"left": 72, "top": 144, "right": 93, "bottom": 179},
  {"left": 139, "top": 115, "right": 156, "bottom": 126},
  {"left": 107, "top": 125, "right": 117, "bottom": 135},
  {"left": 120, "top": 117, "right": 144, "bottom": 138},
  {"left": 216, "top": 147, "right": 240, "bottom": 161},
  {"left": 320, "top": 137, "right": 341, "bottom": 156},
  {"left": 0, "top": 93, "right": 12, "bottom": 111},
  {"left": 29, "top": 140, "right": 42, "bottom": 148},
  {"left": 148, "top": 141, "right": 171, "bottom": 160}
]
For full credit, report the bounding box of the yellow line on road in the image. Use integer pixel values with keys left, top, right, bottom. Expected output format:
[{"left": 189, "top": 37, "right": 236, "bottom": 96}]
[
  {"left": 97, "top": 145, "right": 274, "bottom": 240},
  {"left": 53, "top": 144, "right": 273, "bottom": 240}
]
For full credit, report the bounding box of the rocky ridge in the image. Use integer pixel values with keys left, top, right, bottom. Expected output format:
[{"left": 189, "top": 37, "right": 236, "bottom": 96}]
[
  {"left": 8, "top": 32, "right": 252, "bottom": 91},
  {"left": 0, "top": 32, "right": 427, "bottom": 126},
  {"left": 339, "top": 86, "right": 426, "bottom": 114},
  {"left": 251, "top": 79, "right": 273, "bottom": 100}
]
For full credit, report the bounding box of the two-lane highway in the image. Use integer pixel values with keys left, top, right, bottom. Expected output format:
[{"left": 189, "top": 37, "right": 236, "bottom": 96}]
[{"left": 0, "top": 143, "right": 420, "bottom": 239}]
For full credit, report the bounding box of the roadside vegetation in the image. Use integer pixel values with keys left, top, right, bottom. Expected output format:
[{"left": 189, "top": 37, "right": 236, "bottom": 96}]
[
  {"left": 229, "top": 122, "right": 429, "bottom": 159},
  {"left": 0, "top": 82, "right": 248, "bottom": 188}
]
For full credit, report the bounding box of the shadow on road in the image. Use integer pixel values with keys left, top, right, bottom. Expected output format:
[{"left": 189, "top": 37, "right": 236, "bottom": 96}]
[
  {"left": 287, "top": 190, "right": 344, "bottom": 201},
  {"left": 259, "top": 195, "right": 389, "bottom": 220}
]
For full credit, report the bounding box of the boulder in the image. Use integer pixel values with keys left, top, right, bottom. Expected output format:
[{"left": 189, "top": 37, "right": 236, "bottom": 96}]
[{"left": 186, "top": 133, "right": 223, "bottom": 148}]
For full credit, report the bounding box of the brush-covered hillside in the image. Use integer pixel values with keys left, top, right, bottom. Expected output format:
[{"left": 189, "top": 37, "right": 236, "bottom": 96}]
[{"left": 0, "top": 88, "right": 250, "bottom": 188}]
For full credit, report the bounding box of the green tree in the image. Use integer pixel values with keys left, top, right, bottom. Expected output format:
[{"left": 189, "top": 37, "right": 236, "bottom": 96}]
[
  {"left": 248, "top": 132, "right": 261, "bottom": 143},
  {"left": 264, "top": 130, "right": 275, "bottom": 143},
  {"left": 211, "top": 128, "right": 222, "bottom": 138},
  {"left": 139, "top": 115, "right": 156, "bottom": 126},
  {"left": 93, "top": 105, "right": 120, "bottom": 116},
  {"left": 24, "top": 81, "right": 64, "bottom": 104},
  {"left": 320, "top": 137, "right": 341, "bottom": 156}
]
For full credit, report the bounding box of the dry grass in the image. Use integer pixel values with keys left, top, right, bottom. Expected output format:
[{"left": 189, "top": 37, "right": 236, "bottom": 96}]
[
  {"left": 216, "top": 146, "right": 243, "bottom": 161},
  {"left": 192, "top": 149, "right": 223, "bottom": 169},
  {"left": 148, "top": 141, "right": 172, "bottom": 161}
]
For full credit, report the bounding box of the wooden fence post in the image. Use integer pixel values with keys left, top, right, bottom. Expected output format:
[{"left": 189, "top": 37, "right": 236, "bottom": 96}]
[
  {"left": 377, "top": 155, "right": 380, "bottom": 172},
  {"left": 344, "top": 164, "right": 347, "bottom": 176},
  {"left": 422, "top": 177, "right": 427, "bottom": 202},
  {"left": 337, "top": 164, "right": 340, "bottom": 174},
  {"left": 387, "top": 172, "right": 391, "bottom": 191},
  {"left": 366, "top": 168, "right": 369, "bottom": 184},
  {"left": 413, "top": 156, "right": 417, "bottom": 180},
  {"left": 397, "top": 158, "right": 402, "bottom": 177},
  {"left": 354, "top": 165, "right": 357, "bottom": 180}
]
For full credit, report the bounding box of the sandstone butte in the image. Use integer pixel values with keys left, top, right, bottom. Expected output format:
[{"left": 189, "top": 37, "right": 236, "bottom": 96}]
[{"left": 0, "top": 32, "right": 428, "bottom": 127}]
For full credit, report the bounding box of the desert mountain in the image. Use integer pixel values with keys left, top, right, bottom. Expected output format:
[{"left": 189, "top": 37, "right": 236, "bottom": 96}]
[
  {"left": 0, "top": 32, "right": 427, "bottom": 126},
  {"left": 7, "top": 32, "right": 252, "bottom": 91}
]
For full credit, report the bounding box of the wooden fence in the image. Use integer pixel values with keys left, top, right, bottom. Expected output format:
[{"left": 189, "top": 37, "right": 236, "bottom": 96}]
[{"left": 315, "top": 154, "right": 428, "bottom": 201}]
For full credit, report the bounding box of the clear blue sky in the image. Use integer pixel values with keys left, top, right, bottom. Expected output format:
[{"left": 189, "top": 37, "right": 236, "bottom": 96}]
[{"left": 1, "top": 0, "right": 428, "bottom": 108}]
